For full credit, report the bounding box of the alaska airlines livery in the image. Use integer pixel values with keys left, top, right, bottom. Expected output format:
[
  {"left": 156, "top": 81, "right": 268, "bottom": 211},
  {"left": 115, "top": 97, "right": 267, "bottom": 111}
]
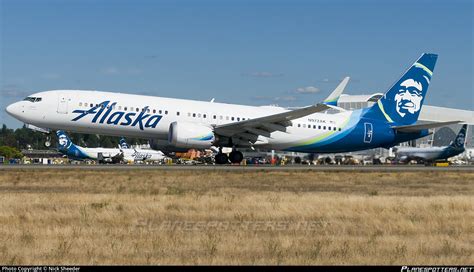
[
  {"left": 57, "top": 131, "right": 167, "bottom": 163},
  {"left": 394, "top": 124, "right": 467, "bottom": 164},
  {"left": 6, "top": 53, "right": 461, "bottom": 164}
]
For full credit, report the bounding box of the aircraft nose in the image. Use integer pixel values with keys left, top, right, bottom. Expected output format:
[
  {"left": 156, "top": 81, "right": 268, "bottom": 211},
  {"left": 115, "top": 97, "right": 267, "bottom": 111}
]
[{"left": 5, "top": 102, "right": 21, "bottom": 118}]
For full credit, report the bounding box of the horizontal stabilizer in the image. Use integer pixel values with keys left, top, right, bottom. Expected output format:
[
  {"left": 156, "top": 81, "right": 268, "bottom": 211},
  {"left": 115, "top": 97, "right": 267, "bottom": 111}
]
[{"left": 392, "top": 120, "right": 462, "bottom": 133}]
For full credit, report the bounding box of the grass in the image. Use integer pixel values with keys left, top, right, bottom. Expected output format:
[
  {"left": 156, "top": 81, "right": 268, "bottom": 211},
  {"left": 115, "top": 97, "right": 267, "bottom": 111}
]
[{"left": 0, "top": 169, "right": 472, "bottom": 264}]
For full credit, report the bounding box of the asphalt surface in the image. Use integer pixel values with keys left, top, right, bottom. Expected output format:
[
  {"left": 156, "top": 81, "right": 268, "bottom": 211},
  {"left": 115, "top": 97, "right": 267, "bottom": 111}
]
[{"left": 1, "top": 164, "right": 473, "bottom": 172}]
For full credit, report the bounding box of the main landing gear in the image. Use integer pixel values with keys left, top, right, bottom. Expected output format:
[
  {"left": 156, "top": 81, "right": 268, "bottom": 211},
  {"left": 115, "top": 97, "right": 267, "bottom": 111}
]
[
  {"left": 215, "top": 151, "right": 229, "bottom": 164},
  {"left": 214, "top": 148, "right": 244, "bottom": 164},
  {"left": 229, "top": 150, "right": 243, "bottom": 164}
]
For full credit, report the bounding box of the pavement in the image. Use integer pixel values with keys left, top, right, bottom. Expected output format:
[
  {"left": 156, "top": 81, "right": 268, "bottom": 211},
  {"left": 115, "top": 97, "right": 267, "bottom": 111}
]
[{"left": 1, "top": 164, "right": 473, "bottom": 172}]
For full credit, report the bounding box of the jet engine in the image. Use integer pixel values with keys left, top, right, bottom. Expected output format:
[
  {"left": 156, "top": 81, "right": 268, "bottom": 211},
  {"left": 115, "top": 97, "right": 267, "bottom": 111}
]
[{"left": 168, "top": 121, "right": 215, "bottom": 149}]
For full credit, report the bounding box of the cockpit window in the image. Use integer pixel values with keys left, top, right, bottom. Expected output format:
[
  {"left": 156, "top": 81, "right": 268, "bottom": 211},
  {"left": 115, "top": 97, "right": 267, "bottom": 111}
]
[
  {"left": 23, "top": 97, "right": 42, "bottom": 103},
  {"left": 24, "top": 97, "right": 36, "bottom": 102}
]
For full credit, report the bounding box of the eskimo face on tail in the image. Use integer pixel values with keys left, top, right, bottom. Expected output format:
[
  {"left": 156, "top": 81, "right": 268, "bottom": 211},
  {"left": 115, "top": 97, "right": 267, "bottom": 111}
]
[
  {"left": 56, "top": 131, "right": 72, "bottom": 150},
  {"left": 362, "top": 53, "right": 437, "bottom": 126},
  {"left": 58, "top": 135, "right": 69, "bottom": 148},
  {"left": 394, "top": 78, "right": 424, "bottom": 117},
  {"left": 386, "top": 63, "right": 432, "bottom": 125},
  {"left": 456, "top": 132, "right": 465, "bottom": 147}
]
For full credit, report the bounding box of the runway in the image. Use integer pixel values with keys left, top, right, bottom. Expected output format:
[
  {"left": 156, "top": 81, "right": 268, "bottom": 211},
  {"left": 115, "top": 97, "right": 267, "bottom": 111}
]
[{"left": 1, "top": 164, "right": 473, "bottom": 172}]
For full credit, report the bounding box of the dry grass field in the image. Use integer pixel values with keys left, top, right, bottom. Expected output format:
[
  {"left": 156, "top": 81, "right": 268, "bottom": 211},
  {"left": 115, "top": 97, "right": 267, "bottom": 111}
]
[{"left": 0, "top": 169, "right": 472, "bottom": 265}]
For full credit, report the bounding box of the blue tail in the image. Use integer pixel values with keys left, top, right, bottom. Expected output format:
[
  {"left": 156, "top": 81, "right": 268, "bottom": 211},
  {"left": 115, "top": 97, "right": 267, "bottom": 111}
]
[
  {"left": 119, "top": 137, "right": 130, "bottom": 149},
  {"left": 363, "top": 53, "right": 438, "bottom": 126},
  {"left": 450, "top": 124, "right": 467, "bottom": 148},
  {"left": 56, "top": 130, "right": 75, "bottom": 152}
]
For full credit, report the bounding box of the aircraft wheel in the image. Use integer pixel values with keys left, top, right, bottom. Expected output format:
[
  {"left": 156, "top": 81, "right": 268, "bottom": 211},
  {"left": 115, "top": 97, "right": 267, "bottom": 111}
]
[
  {"left": 229, "top": 151, "right": 244, "bottom": 164},
  {"left": 294, "top": 156, "right": 302, "bottom": 164},
  {"left": 215, "top": 153, "right": 229, "bottom": 164}
]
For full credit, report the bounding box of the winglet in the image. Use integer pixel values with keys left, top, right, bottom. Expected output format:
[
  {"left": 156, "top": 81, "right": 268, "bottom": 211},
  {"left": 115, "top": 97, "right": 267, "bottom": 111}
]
[{"left": 323, "top": 77, "right": 349, "bottom": 106}]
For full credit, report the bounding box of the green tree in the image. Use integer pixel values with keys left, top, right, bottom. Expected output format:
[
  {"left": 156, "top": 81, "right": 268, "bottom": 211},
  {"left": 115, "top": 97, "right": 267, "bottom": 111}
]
[{"left": 0, "top": 146, "right": 23, "bottom": 159}]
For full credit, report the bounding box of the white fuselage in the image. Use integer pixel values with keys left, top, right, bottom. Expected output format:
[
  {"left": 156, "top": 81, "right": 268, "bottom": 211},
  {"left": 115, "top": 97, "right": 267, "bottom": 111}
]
[
  {"left": 6, "top": 90, "right": 353, "bottom": 150},
  {"left": 77, "top": 146, "right": 122, "bottom": 160},
  {"left": 121, "top": 148, "right": 166, "bottom": 162}
]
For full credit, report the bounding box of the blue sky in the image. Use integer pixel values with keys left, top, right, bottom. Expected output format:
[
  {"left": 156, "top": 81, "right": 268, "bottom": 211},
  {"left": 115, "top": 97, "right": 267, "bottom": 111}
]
[{"left": 1, "top": 0, "right": 472, "bottom": 128}]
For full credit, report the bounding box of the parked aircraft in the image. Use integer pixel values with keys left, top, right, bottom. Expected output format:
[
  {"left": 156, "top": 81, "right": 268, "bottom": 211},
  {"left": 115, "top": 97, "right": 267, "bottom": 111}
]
[
  {"left": 394, "top": 124, "right": 467, "bottom": 164},
  {"left": 56, "top": 130, "right": 122, "bottom": 163},
  {"left": 119, "top": 137, "right": 167, "bottom": 163},
  {"left": 6, "top": 53, "right": 460, "bottom": 164}
]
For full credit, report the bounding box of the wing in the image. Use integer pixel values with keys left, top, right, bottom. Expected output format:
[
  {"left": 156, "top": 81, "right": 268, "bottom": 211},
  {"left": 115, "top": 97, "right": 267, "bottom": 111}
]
[{"left": 213, "top": 77, "right": 349, "bottom": 146}]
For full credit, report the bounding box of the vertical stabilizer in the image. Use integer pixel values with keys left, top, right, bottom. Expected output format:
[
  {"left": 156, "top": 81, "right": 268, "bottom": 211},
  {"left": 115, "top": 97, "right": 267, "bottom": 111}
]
[{"left": 363, "top": 53, "right": 438, "bottom": 125}]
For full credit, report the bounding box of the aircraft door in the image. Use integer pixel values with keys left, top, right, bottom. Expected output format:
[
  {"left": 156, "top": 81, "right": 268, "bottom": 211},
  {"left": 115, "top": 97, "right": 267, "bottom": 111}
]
[{"left": 57, "top": 93, "right": 69, "bottom": 114}]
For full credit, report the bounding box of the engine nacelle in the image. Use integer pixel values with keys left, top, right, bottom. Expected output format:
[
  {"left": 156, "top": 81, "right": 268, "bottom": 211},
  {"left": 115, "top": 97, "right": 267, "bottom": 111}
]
[{"left": 168, "top": 121, "right": 215, "bottom": 149}]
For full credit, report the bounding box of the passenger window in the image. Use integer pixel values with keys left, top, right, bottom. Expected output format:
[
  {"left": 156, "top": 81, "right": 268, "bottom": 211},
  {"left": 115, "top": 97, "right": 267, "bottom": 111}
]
[
  {"left": 159, "top": 110, "right": 162, "bottom": 114},
  {"left": 147, "top": 109, "right": 150, "bottom": 113},
  {"left": 237, "top": 117, "right": 240, "bottom": 121},
  {"left": 339, "top": 128, "right": 342, "bottom": 131},
  {"left": 118, "top": 106, "right": 122, "bottom": 110},
  {"left": 188, "top": 113, "right": 191, "bottom": 117},
  {"left": 323, "top": 126, "right": 326, "bottom": 130},
  {"left": 136, "top": 108, "right": 139, "bottom": 112},
  {"left": 334, "top": 127, "right": 337, "bottom": 131},
  {"left": 177, "top": 112, "right": 180, "bottom": 116},
  {"left": 318, "top": 125, "right": 321, "bottom": 129},
  {"left": 220, "top": 116, "right": 223, "bottom": 120},
  {"left": 231, "top": 117, "right": 235, "bottom": 121},
  {"left": 313, "top": 125, "right": 316, "bottom": 129},
  {"left": 79, "top": 102, "right": 82, "bottom": 106},
  {"left": 193, "top": 113, "right": 196, "bottom": 117},
  {"left": 213, "top": 115, "right": 216, "bottom": 119},
  {"left": 124, "top": 107, "right": 128, "bottom": 111},
  {"left": 198, "top": 113, "right": 202, "bottom": 118},
  {"left": 226, "top": 116, "right": 229, "bottom": 120},
  {"left": 298, "top": 124, "right": 301, "bottom": 128},
  {"left": 165, "top": 110, "right": 168, "bottom": 114},
  {"left": 153, "top": 109, "right": 156, "bottom": 113},
  {"left": 203, "top": 114, "right": 206, "bottom": 118}
]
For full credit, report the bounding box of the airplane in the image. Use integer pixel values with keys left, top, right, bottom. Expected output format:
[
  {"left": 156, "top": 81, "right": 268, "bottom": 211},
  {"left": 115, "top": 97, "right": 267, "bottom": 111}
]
[
  {"left": 393, "top": 124, "right": 468, "bottom": 165},
  {"left": 119, "top": 137, "right": 167, "bottom": 163},
  {"left": 6, "top": 53, "right": 461, "bottom": 164},
  {"left": 56, "top": 130, "right": 123, "bottom": 163}
]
